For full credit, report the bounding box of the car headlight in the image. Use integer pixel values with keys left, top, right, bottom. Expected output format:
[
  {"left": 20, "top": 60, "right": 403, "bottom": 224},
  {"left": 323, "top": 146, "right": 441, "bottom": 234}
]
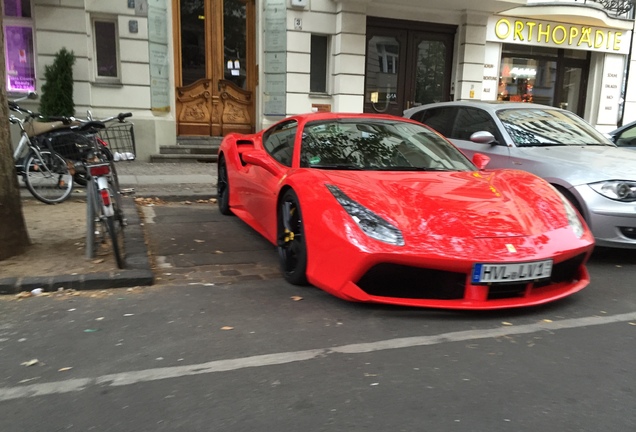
[
  {"left": 326, "top": 184, "right": 404, "bottom": 246},
  {"left": 558, "top": 193, "right": 585, "bottom": 238},
  {"left": 589, "top": 181, "right": 636, "bottom": 202}
]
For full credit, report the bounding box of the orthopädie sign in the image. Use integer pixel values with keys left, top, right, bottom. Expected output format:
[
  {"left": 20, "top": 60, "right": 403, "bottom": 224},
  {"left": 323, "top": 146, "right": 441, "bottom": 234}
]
[{"left": 488, "top": 17, "right": 630, "bottom": 54}]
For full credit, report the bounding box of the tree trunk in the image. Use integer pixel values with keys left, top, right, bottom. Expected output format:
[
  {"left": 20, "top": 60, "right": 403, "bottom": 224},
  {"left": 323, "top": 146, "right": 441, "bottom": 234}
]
[{"left": 0, "top": 15, "right": 30, "bottom": 260}]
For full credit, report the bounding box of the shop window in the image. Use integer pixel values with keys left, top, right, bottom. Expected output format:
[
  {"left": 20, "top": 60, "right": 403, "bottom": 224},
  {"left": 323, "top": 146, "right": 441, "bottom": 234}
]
[
  {"left": 92, "top": 18, "right": 120, "bottom": 81},
  {"left": 2, "top": 0, "right": 36, "bottom": 93},
  {"left": 310, "top": 34, "right": 328, "bottom": 93}
]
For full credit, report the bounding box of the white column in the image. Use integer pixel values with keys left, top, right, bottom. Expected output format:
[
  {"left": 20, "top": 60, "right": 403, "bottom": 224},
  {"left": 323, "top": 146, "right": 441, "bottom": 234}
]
[{"left": 455, "top": 11, "right": 488, "bottom": 101}]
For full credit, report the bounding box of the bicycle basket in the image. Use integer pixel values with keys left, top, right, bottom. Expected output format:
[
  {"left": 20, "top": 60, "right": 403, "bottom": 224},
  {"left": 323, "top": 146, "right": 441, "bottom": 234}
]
[
  {"left": 43, "top": 130, "right": 96, "bottom": 161},
  {"left": 98, "top": 122, "right": 136, "bottom": 161}
]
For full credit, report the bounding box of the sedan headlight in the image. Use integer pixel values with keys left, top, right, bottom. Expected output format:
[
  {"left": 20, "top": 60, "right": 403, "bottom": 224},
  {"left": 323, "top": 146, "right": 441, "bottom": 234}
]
[
  {"left": 326, "top": 184, "right": 404, "bottom": 246},
  {"left": 589, "top": 180, "right": 636, "bottom": 202},
  {"left": 558, "top": 193, "right": 585, "bottom": 238}
]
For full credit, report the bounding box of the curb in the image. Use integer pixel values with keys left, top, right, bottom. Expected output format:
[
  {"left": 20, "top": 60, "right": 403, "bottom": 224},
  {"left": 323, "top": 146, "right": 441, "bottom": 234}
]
[{"left": 0, "top": 197, "right": 154, "bottom": 295}]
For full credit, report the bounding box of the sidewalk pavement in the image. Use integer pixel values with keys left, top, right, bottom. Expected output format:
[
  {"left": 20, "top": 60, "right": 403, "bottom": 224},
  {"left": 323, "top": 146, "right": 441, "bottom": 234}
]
[{"left": 3, "top": 161, "right": 220, "bottom": 295}]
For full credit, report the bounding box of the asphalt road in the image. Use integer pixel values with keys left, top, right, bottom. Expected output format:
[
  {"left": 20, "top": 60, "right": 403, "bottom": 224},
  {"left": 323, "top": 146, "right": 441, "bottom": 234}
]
[{"left": 0, "top": 203, "right": 634, "bottom": 432}]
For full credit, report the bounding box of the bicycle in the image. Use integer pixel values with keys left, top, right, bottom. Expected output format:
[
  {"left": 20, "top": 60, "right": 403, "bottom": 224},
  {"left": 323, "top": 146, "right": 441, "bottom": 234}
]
[
  {"left": 58, "top": 113, "right": 135, "bottom": 269},
  {"left": 9, "top": 94, "right": 75, "bottom": 204}
]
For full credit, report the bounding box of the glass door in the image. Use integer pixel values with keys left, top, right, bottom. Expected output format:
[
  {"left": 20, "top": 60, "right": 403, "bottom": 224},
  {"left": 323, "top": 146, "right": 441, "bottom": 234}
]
[{"left": 364, "top": 19, "right": 455, "bottom": 116}]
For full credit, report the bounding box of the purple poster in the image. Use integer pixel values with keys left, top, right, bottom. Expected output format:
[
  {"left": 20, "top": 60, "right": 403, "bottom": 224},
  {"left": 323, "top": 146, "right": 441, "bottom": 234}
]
[{"left": 4, "top": 25, "right": 35, "bottom": 92}]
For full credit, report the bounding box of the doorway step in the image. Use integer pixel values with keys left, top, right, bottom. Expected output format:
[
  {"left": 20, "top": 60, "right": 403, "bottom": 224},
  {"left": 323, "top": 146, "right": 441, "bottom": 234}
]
[{"left": 150, "top": 136, "right": 223, "bottom": 163}]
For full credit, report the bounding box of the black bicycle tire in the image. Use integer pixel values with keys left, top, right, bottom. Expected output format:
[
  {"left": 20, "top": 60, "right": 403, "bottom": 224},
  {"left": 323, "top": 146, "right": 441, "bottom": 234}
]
[
  {"left": 24, "top": 150, "right": 73, "bottom": 204},
  {"left": 105, "top": 215, "right": 125, "bottom": 269}
]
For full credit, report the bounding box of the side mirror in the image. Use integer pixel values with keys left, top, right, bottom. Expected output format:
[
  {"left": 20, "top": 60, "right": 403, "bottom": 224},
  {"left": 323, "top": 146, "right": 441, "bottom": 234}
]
[
  {"left": 241, "top": 150, "right": 281, "bottom": 176},
  {"left": 470, "top": 131, "right": 497, "bottom": 145},
  {"left": 472, "top": 153, "right": 490, "bottom": 170}
]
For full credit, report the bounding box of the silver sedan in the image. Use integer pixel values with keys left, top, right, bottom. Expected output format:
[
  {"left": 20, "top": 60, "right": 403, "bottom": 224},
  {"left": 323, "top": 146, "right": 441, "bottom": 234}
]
[{"left": 404, "top": 101, "right": 636, "bottom": 249}]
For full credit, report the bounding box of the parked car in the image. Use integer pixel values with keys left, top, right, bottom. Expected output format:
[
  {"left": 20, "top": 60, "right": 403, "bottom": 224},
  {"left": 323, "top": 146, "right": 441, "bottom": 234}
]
[
  {"left": 404, "top": 101, "right": 636, "bottom": 249},
  {"left": 609, "top": 120, "right": 636, "bottom": 150},
  {"left": 217, "top": 112, "right": 594, "bottom": 310}
]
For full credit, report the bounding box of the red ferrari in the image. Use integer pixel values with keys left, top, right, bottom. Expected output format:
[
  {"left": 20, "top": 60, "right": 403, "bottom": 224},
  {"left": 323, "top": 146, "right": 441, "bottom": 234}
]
[{"left": 217, "top": 113, "right": 594, "bottom": 309}]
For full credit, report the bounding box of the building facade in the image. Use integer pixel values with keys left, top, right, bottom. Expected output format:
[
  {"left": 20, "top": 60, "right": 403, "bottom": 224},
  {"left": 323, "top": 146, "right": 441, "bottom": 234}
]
[{"left": 3, "top": 0, "right": 635, "bottom": 160}]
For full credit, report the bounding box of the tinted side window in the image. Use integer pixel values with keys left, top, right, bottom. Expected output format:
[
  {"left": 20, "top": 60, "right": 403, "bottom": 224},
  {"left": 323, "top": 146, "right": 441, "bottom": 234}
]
[
  {"left": 453, "top": 108, "right": 499, "bottom": 141},
  {"left": 263, "top": 121, "right": 298, "bottom": 166},
  {"left": 414, "top": 107, "right": 456, "bottom": 137}
]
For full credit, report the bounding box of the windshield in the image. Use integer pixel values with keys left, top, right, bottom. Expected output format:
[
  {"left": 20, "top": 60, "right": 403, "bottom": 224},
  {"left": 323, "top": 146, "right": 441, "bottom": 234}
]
[
  {"left": 497, "top": 108, "right": 615, "bottom": 147},
  {"left": 300, "top": 119, "right": 475, "bottom": 171}
]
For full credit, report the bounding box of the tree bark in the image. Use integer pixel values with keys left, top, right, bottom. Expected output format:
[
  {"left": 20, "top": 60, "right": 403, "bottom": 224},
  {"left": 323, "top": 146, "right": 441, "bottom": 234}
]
[{"left": 0, "top": 14, "right": 30, "bottom": 260}]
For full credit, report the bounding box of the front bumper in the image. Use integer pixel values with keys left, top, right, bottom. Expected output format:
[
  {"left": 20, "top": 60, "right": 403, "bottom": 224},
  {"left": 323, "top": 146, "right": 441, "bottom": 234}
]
[{"left": 575, "top": 185, "right": 636, "bottom": 249}]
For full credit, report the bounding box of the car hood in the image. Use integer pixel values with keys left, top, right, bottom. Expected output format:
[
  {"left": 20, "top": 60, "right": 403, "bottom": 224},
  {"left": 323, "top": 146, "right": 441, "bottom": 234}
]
[
  {"left": 318, "top": 169, "right": 569, "bottom": 240},
  {"left": 514, "top": 146, "right": 636, "bottom": 183}
]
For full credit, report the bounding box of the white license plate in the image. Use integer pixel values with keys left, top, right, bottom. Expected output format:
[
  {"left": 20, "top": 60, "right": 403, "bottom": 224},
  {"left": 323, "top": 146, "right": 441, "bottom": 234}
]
[{"left": 471, "top": 260, "right": 553, "bottom": 284}]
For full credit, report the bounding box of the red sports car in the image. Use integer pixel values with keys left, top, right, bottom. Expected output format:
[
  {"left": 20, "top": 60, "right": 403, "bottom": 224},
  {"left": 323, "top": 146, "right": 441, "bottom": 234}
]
[{"left": 217, "top": 113, "right": 594, "bottom": 309}]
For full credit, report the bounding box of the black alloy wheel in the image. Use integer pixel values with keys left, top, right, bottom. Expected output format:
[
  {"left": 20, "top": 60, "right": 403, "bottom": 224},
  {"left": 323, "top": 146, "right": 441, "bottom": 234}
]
[
  {"left": 217, "top": 156, "right": 232, "bottom": 215},
  {"left": 277, "top": 189, "right": 308, "bottom": 285}
]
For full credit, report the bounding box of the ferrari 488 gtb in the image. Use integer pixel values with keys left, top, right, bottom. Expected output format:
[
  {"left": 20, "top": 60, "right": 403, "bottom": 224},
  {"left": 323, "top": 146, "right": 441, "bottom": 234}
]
[{"left": 217, "top": 113, "right": 594, "bottom": 310}]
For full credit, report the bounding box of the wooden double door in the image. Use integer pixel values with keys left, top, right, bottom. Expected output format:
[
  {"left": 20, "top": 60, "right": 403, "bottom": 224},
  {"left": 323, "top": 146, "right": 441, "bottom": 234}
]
[{"left": 173, "top": 0, "right": 255, "bottom": 136}]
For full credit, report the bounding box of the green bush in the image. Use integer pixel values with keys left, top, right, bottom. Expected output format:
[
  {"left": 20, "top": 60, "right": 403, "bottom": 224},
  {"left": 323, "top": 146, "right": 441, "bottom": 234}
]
[{"left": 39, "top": 48, "right": 76, "bottom": 117}]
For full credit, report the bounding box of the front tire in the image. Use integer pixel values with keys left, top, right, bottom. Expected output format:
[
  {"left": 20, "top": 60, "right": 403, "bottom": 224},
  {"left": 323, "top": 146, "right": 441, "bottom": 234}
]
[{"left": 277, "top": 189, "right": 308, "bottom": 285}]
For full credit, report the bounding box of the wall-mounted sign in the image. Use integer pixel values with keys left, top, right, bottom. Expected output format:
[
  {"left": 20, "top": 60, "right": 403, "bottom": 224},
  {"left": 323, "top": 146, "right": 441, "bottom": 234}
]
[
  {"left": 148, "top": 0, "right": 169, "bottom": 113},
  {"left": 487, "top": 16, "right": 631, "bottom": 55},
  {"left": 263, "top": 0, "right": 287, "bottom": 117},
  {"left": 597, "top": 54, "right": 624, "bottom": 126}
]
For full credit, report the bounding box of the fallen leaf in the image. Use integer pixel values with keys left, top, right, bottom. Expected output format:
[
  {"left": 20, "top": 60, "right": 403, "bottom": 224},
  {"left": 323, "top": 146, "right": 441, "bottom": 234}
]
[
  {"left": 16, "top": 292, "right": 32, "bottom": 299},
  {"left": 21, "top": 359, "right": 39, "bottom": 367},
  {"left": 58, "top": 367, "right": 73, "bottom": 372},
  {"left": 501, "top": 322, "right": 513, "bottom": 326},
  {"left": 214, "top": 250, "right": 224, "bottom": 254},
  {"left": 194, "top": 239, "right": 205, "bottom": 243},
  {"left": 221, "top": 326, "right": 234, "bottom": 330},
  {"left": 291, "top": 296, "right": 303, "bottom": 301}
]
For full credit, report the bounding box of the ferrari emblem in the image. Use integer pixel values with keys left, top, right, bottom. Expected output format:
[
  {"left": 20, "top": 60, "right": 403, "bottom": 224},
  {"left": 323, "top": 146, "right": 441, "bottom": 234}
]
[{"left": 506, "top": 244, "right": 517, "bottom": 253}]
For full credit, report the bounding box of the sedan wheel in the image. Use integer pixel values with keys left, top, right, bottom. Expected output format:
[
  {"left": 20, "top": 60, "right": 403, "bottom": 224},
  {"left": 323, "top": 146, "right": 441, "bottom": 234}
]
[
  {"left": 277, "top": 189, "right": 308, "bottom": 285},
  {"left": 217, "top": 156, "right": 232, "bottom": 215}
]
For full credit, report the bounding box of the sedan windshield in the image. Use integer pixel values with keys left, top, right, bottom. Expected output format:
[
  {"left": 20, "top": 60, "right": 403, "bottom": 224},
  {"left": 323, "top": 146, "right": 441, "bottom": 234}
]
[
  {"left": 497, "top": 108, "right": 615, "bottom": 147},
  {"left": 300, "top": 119, "right": 475, "bottom": 171}
]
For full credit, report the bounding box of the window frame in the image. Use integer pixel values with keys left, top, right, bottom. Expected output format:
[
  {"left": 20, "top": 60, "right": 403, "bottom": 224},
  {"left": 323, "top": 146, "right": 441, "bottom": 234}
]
[
  {"left": 91, "top": 16, "right": 121, "bottom": 84},
  {"left": 263, "top": 120, "right": 298, "bottom": 167},
  {"left": 2, "top": 0, "right": 36, "bottom": 94}
]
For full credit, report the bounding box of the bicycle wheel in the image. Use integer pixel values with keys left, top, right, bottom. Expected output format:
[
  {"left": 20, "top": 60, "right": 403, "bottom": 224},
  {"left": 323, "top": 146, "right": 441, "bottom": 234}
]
[
  {"left": 24, "top": 150, "right": 73, "bottom": 204},
  {"left": 105, "top": 214, "right": 125, "bottom": 269},
  {"left": 88, "top": 178, "right": 125, "bottom": 268}
]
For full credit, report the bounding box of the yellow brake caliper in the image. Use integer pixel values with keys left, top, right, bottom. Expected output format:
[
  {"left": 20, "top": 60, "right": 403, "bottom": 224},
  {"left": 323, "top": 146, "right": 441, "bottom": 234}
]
[{"left": 284, "top": 208, "right": 296, "bottom": 243}]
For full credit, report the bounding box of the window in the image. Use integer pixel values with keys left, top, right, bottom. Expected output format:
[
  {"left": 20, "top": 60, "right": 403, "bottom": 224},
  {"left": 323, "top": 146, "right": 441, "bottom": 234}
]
[
  {"left": 263, "top": 120, "right": 298, "bottom": 166},
  {"left": 452, "top": 108, "right": 500, "bottom": 142},
  {"left": 2, "top": 0, "right": 36, "bottom": 93},
  {"left": 310, "top": 35, "right": 328, "bottom": 93},
  {"left": 92, "top": 18, "right": 119, "bottom": 81},
  {"left": 415, "top": 107, "right": 456, "bottom": 137}
]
